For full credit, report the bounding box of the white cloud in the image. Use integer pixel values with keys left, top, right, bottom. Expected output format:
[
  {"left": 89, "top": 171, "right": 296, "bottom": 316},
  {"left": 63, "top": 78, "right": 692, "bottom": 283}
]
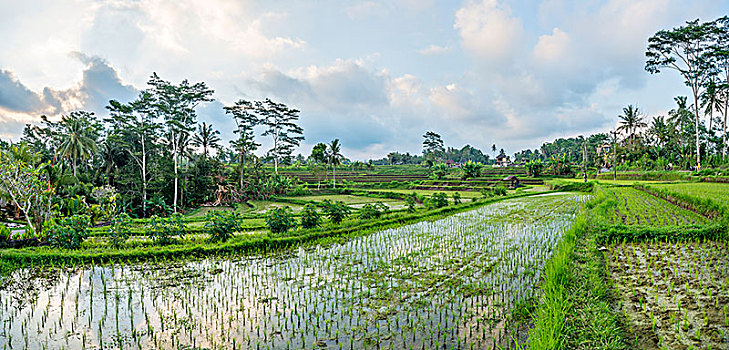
[
  {"left": 533, "top": 28, "right": 571, "bottom": 63},
  {"left": 418, "top": 45, "right": 451, "bottom": 56},
  {"left": 454, "top": 0, "right": 524, "bottom": 64}
]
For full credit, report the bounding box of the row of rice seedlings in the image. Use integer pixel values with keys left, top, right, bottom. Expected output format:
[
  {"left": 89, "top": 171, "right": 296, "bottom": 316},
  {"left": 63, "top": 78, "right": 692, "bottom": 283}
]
[
  {"left": 608, "top": 239, "right": 729, "bottom": 349},
  {"left": 0, "top": 194, "right": 588, "bottom": 349},
  {"left": 606, "top": 187, "right": 707, "bottom": 226}
]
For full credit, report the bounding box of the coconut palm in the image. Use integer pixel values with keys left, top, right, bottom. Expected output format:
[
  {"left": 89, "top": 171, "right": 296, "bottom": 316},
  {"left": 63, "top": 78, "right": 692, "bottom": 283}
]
[
  {"left": 327, "top": 139, "right": 344, "bottom": 189},
  {"left": 617, "top": 105, "right": 647, "bottom": 149},
  {"left": 192, "top": 122, "right": 221, "bottom": 158},
  {"left": 57, "top": 114, "right": 98, "bottom": 177}
]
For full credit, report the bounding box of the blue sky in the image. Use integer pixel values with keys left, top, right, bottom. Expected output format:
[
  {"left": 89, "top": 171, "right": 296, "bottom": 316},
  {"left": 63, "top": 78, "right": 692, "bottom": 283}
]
[{"left": 0, "top": 0, "right": 727, "bottom": 159}]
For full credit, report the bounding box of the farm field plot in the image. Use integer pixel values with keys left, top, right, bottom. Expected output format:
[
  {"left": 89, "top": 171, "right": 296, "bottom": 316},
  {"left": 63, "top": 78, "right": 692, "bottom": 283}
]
[
  {"left": 652, "top": 182, "right": 729, "bottom": 205},
  {"left": 364, "top": 188, "right": 488, "bottom": 200},
  {"left": 602, "top": 187, "right": 708, "bottom": 226},
  {"left": 608, "top": 240, "right": 729, "bottom": 349},
  {"left": 279, "top": 194, "right": 406, "bottom": 210},
  {"left": 0, "top": 193, "right": 587, "bottom": 349},
  {"left": 248, "top": 200, "right": 306, "bottom": 213}
]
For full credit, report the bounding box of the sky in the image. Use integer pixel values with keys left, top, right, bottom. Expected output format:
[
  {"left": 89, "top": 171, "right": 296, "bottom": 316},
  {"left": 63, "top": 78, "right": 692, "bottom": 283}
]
[{"left": 0, "top": 0, "right": 727, "bottom": 160}]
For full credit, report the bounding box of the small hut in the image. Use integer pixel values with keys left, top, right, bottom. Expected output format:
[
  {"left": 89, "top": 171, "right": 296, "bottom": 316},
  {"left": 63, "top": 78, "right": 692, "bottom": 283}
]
[{"left": 502, "top": 175, "right": 520, "bottom": 189}]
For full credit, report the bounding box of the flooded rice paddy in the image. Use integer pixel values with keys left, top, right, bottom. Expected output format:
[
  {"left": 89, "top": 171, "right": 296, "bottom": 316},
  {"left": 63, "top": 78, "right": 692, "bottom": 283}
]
[{"left": 0, "top": 193, "right": 588, "bottom": 349}]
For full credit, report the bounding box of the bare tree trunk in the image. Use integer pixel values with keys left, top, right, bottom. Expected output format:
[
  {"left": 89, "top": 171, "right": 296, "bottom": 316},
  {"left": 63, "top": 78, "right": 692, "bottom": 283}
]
[
  {"left": 721, "top": 96, "right": 729, "bottom": 158},
  {"left": 693, "top": 88, "right": 701, "bottom": 167},
  {"left": 333, "top": 165, "right": 336, "bottom": 189},
  {"left": 141, "top": 133, "right": 147, "bottom": 217},
  {"left": 173, "top": 132, "right": 178, "bottom": 213}
]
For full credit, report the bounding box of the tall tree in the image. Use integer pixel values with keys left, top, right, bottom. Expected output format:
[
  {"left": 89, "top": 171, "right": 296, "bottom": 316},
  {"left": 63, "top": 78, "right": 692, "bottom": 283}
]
[
  {"left": 107, "top": 93, "right": 160, "bottom": 216},
  {"left": 258, "top": 99, "right": 304, "bottom": 173},
  {"left": 192, "top": 122, "right": 221, "bottom": 158},
  {"left": 147, "top": 73, "right": 213, "bottom": 212},
  {"left": 617, "top": 105, "right": 647, "bottom": 150},
  {"left": 327, "top": 139, "right": 344, "bottom": 189},
  {"left": 310, "top": 143, "right": 328, "bottom": 164},
  {"left": 56, "top": 111, "right": 100, "bottom": 177},
  {"left": 646, "top": 19, "right": 714, "bottom": 166},
  {"left": 0, "top": 145, "right": 51, "bottom": 232},
  {"left": 422, "top": 131, "right": 445, "bottom": 162},
  {"left": 224, "top": 99, "right": 261, "bottom": 189},
  {"left": 707, "top": 16, "right": 729, "bottom": 157}
]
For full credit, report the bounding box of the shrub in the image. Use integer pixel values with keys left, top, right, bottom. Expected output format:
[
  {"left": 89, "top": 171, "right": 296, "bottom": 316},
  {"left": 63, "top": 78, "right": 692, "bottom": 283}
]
[
  {"left": 287, "top": 184, "right": 311, "bottom": 197},
  {"left": 322, "top": 200, "right": 351, "bottom": 224},
  {"left": 359, "top": 202, "right": 388, "bottom": 220},
  {"left": 300, "top": 204, "right": 321, "bottom": 229},
  {"left": 493, "top": 185, "right": 508, "bottom": 196},
  {"left": 107, "top": 213, "right": 132, "bottom": 247},
  {"left": 460, "top": 160, "right": 483, "bottom": 179},
  {"left": 526, "top": 159, "right": 544, "bottom": 177},
  {"left": 205, "top": 211, "right": 242, "bottom": 242},
  {"left": 266, "top": 206, "right": 297, "bottom": 234},
  {"left": 425, "top": 192, "right": 449, "bottom": 209},
  {"left": 146, "top": 213, "right": 186, "bottom": 245},
  {"left": 452, "top": 192, "right": 462, "bottom": 204},
  {"left": 49, "top": 214, "right": 90, "bottom": 249},
  {"left": 480, "top": 188, "right": 494, "bottom": 198},
  {"left": 430, "top": 163, "right": 449, "bottom": 180},
  {"left": 405, "top": 193, "right": 417, "bottom": 213},
  {"left": 0, "top": 223, "right": 10, "bottom": 241}
]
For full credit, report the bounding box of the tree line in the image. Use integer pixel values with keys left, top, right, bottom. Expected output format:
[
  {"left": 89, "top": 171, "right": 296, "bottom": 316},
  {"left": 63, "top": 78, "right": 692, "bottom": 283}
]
[{"left": 0, "top": 73, "right": 308, "bottom": 228}]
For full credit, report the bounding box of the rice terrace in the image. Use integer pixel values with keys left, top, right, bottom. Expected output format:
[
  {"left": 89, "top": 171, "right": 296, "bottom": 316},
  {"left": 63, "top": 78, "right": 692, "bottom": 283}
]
[{"left": 2, "top": 2, "right": 729, "bottom": 350}]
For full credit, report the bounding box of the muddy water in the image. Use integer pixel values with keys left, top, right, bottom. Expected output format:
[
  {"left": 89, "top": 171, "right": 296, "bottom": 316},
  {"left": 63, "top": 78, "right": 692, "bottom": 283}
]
[
  {"left": 609, "top": 241, "right": 729, "bottom": 350},
  {"left": 0, "top": 194, "right": 587, "bottom": 349}
]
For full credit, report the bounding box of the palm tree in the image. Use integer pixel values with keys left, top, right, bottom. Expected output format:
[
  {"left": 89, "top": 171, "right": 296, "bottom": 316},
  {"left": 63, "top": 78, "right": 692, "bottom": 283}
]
[
  {"left": 648, "top": 116, "right": 670, "bottom": 148},
  {"left": 192, "top": 122, "right": 221, "bottom": 158},
  {"left": 327, "top": 139, "right": 344, "bottom": 189},
  {"left": 617, "top": 105, "right": 647, "bottom": 150},
  {"left": 57, "top": 115, "right": 98, "bottom": 177},
  {"left": 701, "top": 78, "right": 720, "bottom": 132}
]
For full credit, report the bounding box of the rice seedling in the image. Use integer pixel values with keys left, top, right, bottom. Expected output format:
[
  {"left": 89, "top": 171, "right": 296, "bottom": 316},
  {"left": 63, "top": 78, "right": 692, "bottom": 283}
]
[
  {"left": 608, "top": 239, "right": 729, "bottom": 350},
  {"left": 0, "top": 193, "right": 587, "bottom": 349}
]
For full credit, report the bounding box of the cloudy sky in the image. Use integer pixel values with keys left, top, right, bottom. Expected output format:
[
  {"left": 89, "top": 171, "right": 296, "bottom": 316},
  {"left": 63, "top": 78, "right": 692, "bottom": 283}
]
[{"left": 0, "top": 0, "right": 727, "bottom": 159}]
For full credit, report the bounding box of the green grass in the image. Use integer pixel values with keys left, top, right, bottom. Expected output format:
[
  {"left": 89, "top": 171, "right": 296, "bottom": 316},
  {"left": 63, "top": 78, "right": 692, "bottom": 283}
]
[
  {"left": 361, "top": 188, "right": 486, "bottom": 199},
  {"left": 652, "top": 182, "right": 729, "bottom": 205},
  {"left": 279, "top": 194, "right": 402, "bottom": 205},
  {"left": 600, "top": 186, "right": 708, "bottom": 226}
]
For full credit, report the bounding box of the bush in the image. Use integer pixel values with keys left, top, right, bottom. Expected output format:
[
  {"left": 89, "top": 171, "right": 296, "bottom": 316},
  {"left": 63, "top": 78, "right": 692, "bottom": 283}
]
[
  {"left": 0, "top": 223, "right": 10, "bottom": 241},
  {"left": 405, "top": 193, "right": 417, "bottom": 213},
  {"left": 359, "top": 202, "right": 388, "bottom": 220},
  {"left": 425, "top": 192, "right": 449, "bottom": 209},
  {"left": 430, "top": 163, "right": 449, "bottom": 180},
  {"left": 146, "top": 213, "right": 185, "bottom": 245},
  {"left": 49, "top": 214, "right": 90, "bottom": 249},
  {"left": 452, "top": 192, "right": 461, "bottom": 204},
  {"left": 205, "top": 211, "right": 242, "bottom": 242},
  {"left": 480, "top": 188, "right": 495, "bottom": 198},
  {"left": 287, "top": 184, "right": 312, "bottom": 196},
  {"left": 526, "top": 159, "right": 544, "bottom": 177},
  {"left": 300, "top": 204, "right": 321, "bottom": 229},
  {"left": 460, "top": 160, "right": 483, "bottom": 179},
  {"left": 493, "top": 185, "right": 507, "bottom": 196},
  {"left": 107, "top": 213, "right": 132, "bottom": 247},
  {"left": 322, "top": 200, "right": 351, "bottom": 224},
  {"left": 266, "top": 206, "right": 297, "bottom": 234}
]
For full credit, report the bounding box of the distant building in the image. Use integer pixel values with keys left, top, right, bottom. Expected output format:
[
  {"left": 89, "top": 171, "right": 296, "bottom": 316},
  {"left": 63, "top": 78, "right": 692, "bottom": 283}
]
[
  {"left": 596, "top": 143, "right": 611, "bottom": 155},
  {"left": 495, "top": 154, "right": 510, "bottom": 167}
]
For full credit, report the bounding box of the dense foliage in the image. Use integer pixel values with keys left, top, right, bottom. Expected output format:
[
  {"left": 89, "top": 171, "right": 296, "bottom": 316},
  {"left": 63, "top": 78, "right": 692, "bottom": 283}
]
[{"left": 265, "top": 206, "right": 297, "bottom": 234}]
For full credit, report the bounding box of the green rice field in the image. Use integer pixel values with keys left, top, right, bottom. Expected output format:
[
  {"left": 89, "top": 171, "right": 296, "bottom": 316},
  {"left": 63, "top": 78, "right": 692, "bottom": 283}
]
[{"left": 0, "top": 193, "right": 587, "bottom": 349}]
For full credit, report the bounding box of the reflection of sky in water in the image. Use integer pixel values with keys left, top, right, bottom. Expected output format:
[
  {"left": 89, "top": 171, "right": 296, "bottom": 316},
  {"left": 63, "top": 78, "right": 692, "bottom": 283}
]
[{"left": 0, "top": 193, "right": 588, "bottom": 349}]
